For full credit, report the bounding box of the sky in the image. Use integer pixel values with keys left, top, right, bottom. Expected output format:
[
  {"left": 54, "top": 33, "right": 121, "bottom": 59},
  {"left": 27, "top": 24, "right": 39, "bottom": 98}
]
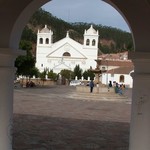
[{"left": 42, "top": 0, "right": 130, "bottom": 32}]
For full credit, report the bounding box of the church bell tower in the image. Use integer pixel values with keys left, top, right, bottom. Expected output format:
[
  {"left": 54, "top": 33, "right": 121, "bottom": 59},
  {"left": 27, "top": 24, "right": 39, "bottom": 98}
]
[{"left": 83, "top": 25, "right": 99, "bottom": 49}]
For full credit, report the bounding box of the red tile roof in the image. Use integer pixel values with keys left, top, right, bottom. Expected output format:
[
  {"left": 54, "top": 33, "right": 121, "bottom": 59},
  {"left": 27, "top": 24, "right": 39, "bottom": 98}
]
[
  {"left": 107, "top": 66, "right": 134, "bottom": 74},
  {"left": 98, "top": 51, "right": 129, "bottom": 60},
  {"left": 96, "top": 59, "right": 133, "bottom": 67},
  {"left": 96, "top": 51, "right": 134, "bottom": 74}
]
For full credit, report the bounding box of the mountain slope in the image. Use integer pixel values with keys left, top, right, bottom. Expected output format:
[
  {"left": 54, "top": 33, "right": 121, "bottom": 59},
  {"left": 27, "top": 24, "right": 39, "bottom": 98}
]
[{"left": 21, "top": 8, "right": 134, "bottom": 54}]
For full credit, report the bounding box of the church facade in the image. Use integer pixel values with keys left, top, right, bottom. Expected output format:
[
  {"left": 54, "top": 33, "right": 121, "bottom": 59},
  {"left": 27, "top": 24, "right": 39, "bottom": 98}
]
[{"left": 36, "top": 25, "right": 99, "bottom": 74}]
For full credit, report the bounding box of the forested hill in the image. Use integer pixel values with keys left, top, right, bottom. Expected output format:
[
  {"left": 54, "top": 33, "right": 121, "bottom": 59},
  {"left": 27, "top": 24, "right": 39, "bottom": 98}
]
[{"left": 21, "top": 8, "right": 134, "bottom": 54}]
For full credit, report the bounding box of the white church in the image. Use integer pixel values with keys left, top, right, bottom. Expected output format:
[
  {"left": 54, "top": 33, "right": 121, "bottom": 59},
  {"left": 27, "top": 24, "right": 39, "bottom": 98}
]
[{"left": 35, "top": 25, "right": 99, "bottom": 73}]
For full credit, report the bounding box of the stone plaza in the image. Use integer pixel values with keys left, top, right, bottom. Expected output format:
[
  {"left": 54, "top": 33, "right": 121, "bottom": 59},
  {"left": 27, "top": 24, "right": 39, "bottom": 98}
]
[{"left": 13, "top": 85, "right": 131, "bottom": 150}]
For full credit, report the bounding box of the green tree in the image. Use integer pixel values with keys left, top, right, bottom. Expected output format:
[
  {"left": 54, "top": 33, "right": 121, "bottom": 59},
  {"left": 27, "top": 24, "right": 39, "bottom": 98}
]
[
  {"left": 39, "top": 70, "right": 46, "bottom": 80},
  {"left": 83, "top": 70, "right": 95, "bottom": 80},
  {"left": 73, "top": 65, "right": 82, "bottom": 80},
  {"left": 39, "top": 68, "right": 48, "bottom": 85},
  {"left": 60, "top": 69, "right": 73, "bottom": 85},
  {"left": 21, "top": 26, "right": 36, "bottom": 42},
  {"left": 15, "top": 40, "right": 36, "bottom": 78},
  {"left": 100, "top": 44, "right": 111, "bottom": 54},
  {"left": 47, "top": 70, "right": 57, "bottom": 81},
  {"left": 60, "top": 69, "right": 73, "bottom": 80},
  {"left": 30, "top": 67, "right": 40, "bottom": 78},
  {"left": 19, "top": 40, "right": 32, "bottom": 52}
]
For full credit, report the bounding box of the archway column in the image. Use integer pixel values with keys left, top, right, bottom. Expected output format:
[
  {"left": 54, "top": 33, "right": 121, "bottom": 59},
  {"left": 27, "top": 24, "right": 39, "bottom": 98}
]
[
  {"left": 0, "top": 48, "right": 24, "bottom": 150},
  {"left": 129, "top": 52, "right": 150, "bottom": 150}
]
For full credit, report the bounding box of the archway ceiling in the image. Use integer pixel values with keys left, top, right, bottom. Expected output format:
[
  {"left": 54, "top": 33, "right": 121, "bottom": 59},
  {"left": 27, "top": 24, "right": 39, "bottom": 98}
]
[
  {"left": 147, "top": 0, "right": 150, "bottom": 5},
  {"left": 0, "top": 0, "right": 32, "bottom": 47},
  {"left": 0, "top": 0, "right": 33, "bottom": 31},
  {"left": 0, "top": 0, "right": 50, "bottom": 48}
]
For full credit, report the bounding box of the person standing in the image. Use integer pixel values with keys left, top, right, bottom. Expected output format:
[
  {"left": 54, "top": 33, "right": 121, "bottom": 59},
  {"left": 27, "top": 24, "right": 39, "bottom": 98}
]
[{"left": 89, "top": 80, "right": 94, "bottom": 93}]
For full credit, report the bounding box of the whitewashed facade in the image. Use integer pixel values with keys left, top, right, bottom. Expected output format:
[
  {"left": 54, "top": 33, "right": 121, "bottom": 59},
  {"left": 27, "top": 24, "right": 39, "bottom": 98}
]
[
  {"left": 97, "top": 53, "right": 134, "bottom": 88},
  {"left": 101, "top": 71, "right": 133, "bottom": 88},
  {"left": 36, "top": 25, "right": 99, "bottom": 73}
]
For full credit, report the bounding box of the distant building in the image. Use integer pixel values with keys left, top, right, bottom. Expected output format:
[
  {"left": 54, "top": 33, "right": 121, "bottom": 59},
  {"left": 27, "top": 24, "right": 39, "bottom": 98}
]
[
  {"left": 96, "top": 52, "right": 134, "bottom": 88},
  {"left": 36, "top": 25, "right": 99, "bottom": 73}
]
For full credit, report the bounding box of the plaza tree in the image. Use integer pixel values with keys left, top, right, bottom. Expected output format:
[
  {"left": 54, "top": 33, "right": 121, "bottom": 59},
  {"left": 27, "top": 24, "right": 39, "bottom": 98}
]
[
  {"left": 47, "top": 70, "right": 57, "bottom": 81},
  {"left": 83, "top": 70, "right": 95, "bottom": 80},
  {"left": 73, "top": 65, "right": 82, "bottom": 80},
  {"left": 15, "top": 40, "right": 39, "bottom": 78},
  {"left": 39, "top": 68, "right": 48, "bottom": 85},
  {"left": 60, "top": 69, "right": 73, "bottom": 84},
  {"left": 60, "top": 69, "right": 73, "bottom": 80}
]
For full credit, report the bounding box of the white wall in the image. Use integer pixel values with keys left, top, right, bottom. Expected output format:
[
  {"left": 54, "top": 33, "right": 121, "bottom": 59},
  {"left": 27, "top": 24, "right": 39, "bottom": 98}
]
[{"left": 101, "top": 73, "right": 133, "bottom": 88}]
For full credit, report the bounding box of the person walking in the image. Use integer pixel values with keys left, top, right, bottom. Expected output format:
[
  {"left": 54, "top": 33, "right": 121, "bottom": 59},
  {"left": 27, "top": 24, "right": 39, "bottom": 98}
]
[{"left": 89, "top": 80, "right": 94, "bottom": 93}]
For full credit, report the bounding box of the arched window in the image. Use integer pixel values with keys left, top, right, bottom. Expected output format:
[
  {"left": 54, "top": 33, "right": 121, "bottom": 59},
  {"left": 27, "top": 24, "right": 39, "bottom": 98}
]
[
  {"left": 39, "top": 38, "right": 43, "bottom": 44},
  {"left": 63, "top": 52, "right": 71, "bottom": 57},
  {"left": 46, "top": 38, "right": 49, "bottom": 44},
  {"left": 119, "top": 75, "right": 124, "bottom": 82},
  {"left": 92, "top": 39, "right": 96, "bottom": 46},
  {"left": 86, "top": 39, "right": 90, "bottom": 46}
]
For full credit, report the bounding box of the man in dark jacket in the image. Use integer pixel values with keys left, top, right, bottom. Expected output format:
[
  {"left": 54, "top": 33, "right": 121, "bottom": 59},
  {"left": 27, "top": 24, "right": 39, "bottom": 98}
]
[{"left": 89, "top": 80, "right": 94, "bottom": 93}]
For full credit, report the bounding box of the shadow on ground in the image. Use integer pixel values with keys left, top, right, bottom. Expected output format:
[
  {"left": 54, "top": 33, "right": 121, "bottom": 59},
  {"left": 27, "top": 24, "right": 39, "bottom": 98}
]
[{"left": 13, "top": 114, "right": 129, "bottom": 150}]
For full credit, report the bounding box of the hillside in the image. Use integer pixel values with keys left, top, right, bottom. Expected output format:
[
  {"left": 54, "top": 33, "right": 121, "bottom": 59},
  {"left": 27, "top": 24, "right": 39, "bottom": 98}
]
[{"left": 21, "top": 8, "right": 134, "bottom": 55}]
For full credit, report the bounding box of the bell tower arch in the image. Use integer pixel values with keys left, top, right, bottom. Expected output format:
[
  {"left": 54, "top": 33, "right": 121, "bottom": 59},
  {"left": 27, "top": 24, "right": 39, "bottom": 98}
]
[{"left": 83, "top": 25, "right": 99, "bottom": 49}]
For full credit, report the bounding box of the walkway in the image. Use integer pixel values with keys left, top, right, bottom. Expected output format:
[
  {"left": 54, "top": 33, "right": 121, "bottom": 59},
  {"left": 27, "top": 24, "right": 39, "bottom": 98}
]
[{"left": 13, "top": 85, "right": 131, "bottom": 150}]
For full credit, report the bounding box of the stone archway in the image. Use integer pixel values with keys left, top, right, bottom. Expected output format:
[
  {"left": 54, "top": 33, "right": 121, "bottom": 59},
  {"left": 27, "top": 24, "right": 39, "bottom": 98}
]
[{"left": 1, "top": 1, "right": 150, "bottom": 150}]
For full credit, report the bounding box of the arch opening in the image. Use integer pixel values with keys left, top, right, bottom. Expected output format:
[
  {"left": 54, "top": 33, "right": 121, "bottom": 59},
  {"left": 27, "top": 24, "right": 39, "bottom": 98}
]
[{"left": 2, "top": 0, "right": 135, "bottom": 149}]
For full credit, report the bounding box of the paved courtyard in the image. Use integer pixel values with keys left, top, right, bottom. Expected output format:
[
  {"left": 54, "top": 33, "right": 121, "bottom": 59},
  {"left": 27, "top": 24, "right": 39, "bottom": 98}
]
[{"left": 13, "top": 85, "right": 131, "bottom": 150}]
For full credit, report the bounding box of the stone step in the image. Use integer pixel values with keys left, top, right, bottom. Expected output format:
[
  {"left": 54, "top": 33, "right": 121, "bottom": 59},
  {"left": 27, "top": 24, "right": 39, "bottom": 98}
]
[
  {"left": 75, "top": 91, "right": 127, "bottom": 97},
  {"left": 67, "top": 92, "right": 129, "bottom": 102}
]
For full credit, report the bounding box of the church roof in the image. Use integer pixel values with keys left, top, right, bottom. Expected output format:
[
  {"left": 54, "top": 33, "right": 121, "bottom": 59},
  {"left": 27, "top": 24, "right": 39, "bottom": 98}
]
[
  {"left": 86, "top": 25, "right": 97, "bottom": 34},
  {"left": 97, "top": 59, "right": 133, "bottom": 67},
  {"left": 98, "top": 51, "right": 129, "bottom": 60},
  {"left": 46, "top": 35, "right": 87, "bottom": 59},
  {"left": 47, "top": 37, "right": 86, "bottom": 59},
  {"left": 40, "top": 25, "right": 50, "bottom": 33},
  {"left": 107, "top": 66, "right": 134, "bottom": 74},
  {"left": 50, "top": 33, "right": 83, "bottom": 51}
]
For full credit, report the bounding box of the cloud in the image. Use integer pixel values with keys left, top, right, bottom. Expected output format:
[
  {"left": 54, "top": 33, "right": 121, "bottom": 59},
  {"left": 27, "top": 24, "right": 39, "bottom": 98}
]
[{"left": 42, "top": 0, "right": 130, "bottom": 32}]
